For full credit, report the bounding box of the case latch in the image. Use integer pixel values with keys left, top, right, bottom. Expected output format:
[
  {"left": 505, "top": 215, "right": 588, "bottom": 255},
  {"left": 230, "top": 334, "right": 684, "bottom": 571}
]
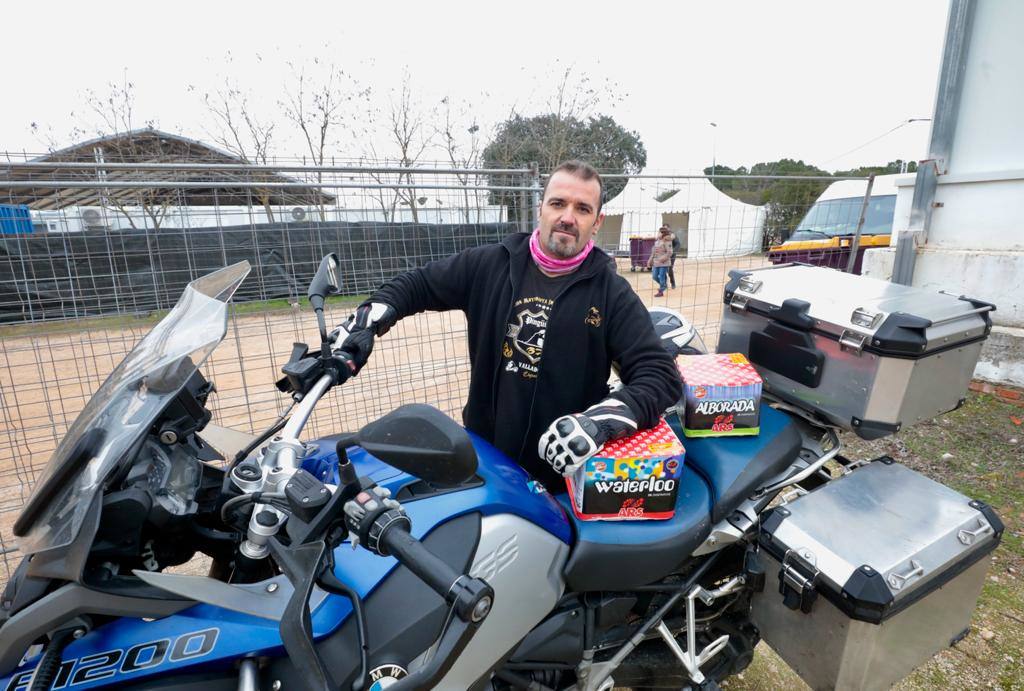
[
  {"left": 737, "top": 276, "right": 763, "bottom": 293},
  {"left": 729, "top": 294, "right": 750, "bottom": 313},
  {"left": 839, "top": 329, "right": 867, "bottom": 354},
  {"left": 851, "top": 307, "right": 882, "bottom": 329},
  {"left": 779, "top": 549, "right": 819, "bottom": 614},
  {"left": 957, "top": 519, "right": 994, "bottom": 546}
]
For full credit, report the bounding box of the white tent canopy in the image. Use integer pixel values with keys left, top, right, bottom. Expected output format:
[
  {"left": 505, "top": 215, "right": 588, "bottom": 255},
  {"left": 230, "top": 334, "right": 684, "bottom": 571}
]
[{"left": 602, "top": 178, "right": 766, "bottom": 258}]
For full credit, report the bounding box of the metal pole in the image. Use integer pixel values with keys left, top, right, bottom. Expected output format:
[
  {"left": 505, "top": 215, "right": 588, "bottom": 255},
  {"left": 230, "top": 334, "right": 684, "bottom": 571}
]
[
  {"left": 528, "top": 162, "right": 541, "bottom": 231},
  {"left": 845, "top": 174, "right": 875, "bottom": 273},
  {"left": 518, "top": 187, "right": 528, "bottom": 234},
  {"left": 892, "top": 0, "right": 976, "bottom": 285},
  {"left": 2, "top": 161, "right": 531, "bottom": 176},
  {"left": 547, "top": 173, "right": 868, "bottom": 182},
  {"left": 0, "top": 180, "right": 536, "bottom": 193}
]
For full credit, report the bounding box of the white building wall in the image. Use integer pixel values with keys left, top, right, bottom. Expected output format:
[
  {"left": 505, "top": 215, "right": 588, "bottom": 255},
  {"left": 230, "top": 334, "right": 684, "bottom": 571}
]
[
  {"left": 33, "top": 204, "right": 507, "bottom": 231},
  {"left": 867, "top": 0, "right": 1024, "bottom": 385},
  {"left": 914, "top": 0, "right": 1024, "bottom": 327}
]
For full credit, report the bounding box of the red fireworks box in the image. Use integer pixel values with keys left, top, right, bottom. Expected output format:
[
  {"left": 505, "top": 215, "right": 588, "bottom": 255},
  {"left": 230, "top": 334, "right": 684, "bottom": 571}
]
[
  {"left": 677, "top": 353, "right": 762, "bottom": 438},
  {"left": 565, "top": 418, "right": 685, "bottom": 521}
]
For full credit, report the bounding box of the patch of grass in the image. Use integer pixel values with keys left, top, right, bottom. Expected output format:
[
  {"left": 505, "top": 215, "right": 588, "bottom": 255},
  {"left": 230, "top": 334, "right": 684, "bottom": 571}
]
[
  {"left": 0, "top": 294, "right": 370, "bottom": 338},
  {"left": 725, "top": 392, "right": 1024, "bottom": 690}
]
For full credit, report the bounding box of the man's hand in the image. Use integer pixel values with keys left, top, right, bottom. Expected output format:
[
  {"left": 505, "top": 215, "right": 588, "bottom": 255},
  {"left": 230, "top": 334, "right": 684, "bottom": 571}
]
[
  {"left": 339, "top": 302, "right": 398, "bottom": 338},
  {"left": 337, "top": 329, "right": 374, "bottom": 374},
  {"left": 333, "top": 302, "right": 397, "bottom": 376},
  {"left": 538, "top": 398, "right": 639, "bottom": 476}
]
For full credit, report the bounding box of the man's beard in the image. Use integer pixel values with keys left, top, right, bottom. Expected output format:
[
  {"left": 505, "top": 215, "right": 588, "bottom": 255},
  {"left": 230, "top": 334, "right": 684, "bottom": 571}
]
[{"left": 545, "top": 225, "right": 581, "bottom": 258}]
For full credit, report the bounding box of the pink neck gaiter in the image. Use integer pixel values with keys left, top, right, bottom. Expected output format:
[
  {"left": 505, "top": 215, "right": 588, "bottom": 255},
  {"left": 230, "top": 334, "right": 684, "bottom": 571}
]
[{"left": 529, "top": 227, "right": 594, "bottom": 276}]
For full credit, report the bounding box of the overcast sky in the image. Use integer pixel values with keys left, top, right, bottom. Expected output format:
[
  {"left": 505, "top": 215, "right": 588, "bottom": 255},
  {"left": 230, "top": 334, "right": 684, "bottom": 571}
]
[{"left": 3, "top": 1, "right": 949, "bottom": 173}]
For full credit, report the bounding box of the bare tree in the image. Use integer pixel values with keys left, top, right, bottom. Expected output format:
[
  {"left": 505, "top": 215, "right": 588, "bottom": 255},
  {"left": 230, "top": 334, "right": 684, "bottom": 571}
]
[
  {"left": 435, "top": 95, "right": 485, "bottom": 222},
  {"left": 29, "top": 120, "right": 63, "bottom": 153},
  {"left": 204, "top": 82, "right": 275, "bottom": 165},
  {"left": 281, "top": 58, "right": 370, "bottom": 221},
  {"left": 281, "top": 59, "right": 370, "bottom": 221},
  {"left": 80, "top": 70, "right": 156, "bottom": 138},
  {"left": 51, "top": 72, "right": 175, "bottom": 230},
  {"left": 537, "top": 65, "right": 624, "bottom": 171},
  {"left": 479, "top": 66, "right": 633, "bottom": 225},
  {"left": 360, "top": 144, "right": 400, "bottom": 223},
  {"left": 385, "top": 73, "right": 434, "bottom": 223},
  {"left": 202, "top": 69, "right": 278, "bottom": 222}
]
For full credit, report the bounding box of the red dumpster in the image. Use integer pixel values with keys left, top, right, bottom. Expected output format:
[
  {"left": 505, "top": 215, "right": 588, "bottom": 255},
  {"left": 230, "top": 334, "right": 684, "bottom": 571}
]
[{"left": 629, "top": 237, "right": 656, "bottom": 272}]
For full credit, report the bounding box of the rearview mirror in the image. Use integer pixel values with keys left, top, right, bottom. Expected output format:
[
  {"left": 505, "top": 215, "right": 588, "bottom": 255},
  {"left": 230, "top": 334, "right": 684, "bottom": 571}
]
[
  {"left": 356, "top": 404, "right": 478, "bottom": 487},
  {"left": 308, "top": 254, "right": 341, "bottom": 305},
  {"left": 308, "top": 254, "right": 341, "bottom": 349}
]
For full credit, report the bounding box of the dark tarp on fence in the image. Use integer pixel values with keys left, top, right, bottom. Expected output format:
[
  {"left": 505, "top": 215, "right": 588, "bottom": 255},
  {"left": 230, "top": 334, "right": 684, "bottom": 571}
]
[{"left": 0, "top": 221, "right": 517, "bottom": 323}]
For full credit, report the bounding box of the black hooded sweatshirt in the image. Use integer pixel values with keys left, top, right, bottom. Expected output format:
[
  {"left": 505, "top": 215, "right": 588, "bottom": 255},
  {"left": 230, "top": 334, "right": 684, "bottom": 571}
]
[{"left": 367, "top": 232, "right": 682, "bottom": 489}]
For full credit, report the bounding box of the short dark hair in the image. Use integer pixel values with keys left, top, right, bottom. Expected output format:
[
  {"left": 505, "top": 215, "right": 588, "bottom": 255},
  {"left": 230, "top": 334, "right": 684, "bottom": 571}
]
[{"left": 542, "top": 160, "right": 604, "bottom": 215}]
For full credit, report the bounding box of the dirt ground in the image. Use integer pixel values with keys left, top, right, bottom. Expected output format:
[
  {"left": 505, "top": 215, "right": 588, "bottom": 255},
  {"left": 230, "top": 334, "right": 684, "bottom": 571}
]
[
  {"left": 0, "top": 255, "right": 767, "bottom": 564},
  {"left": 2, "top": 254, "right": 1020, "bottom": 688}
]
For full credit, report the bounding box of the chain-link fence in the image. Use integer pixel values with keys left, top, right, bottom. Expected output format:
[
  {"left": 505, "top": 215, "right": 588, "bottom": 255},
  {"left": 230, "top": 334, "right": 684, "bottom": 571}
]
[{"left": 0, "top": 158, "right": 871, "bottom": 583}]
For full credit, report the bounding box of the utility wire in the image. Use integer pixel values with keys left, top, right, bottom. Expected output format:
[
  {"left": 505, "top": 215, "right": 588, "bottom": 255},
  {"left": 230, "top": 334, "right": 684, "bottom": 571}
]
[{"left": 822, "top": 118, "right": 931, "bottom": 166}]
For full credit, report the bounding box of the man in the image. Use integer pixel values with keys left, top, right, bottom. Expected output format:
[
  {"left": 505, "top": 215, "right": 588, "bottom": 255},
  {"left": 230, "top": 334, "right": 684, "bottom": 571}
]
[{"left": 339, "top": 161, "right": 682, "bottom": 490}]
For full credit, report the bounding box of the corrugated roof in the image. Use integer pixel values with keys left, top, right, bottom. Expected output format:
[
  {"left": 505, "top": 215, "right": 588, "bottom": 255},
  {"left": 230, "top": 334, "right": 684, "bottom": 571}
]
[{"left": 0, "top": 128, "right": 334, "bottom": 210}]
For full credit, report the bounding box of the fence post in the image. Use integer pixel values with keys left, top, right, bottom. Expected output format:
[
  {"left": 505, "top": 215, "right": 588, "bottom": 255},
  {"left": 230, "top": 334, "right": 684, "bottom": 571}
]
[
  {"left": 528, "top": 162, "right": 541, "bottom": 232},
  {"left": 845, "top": 174, "right": 875, "bottom": 273}
]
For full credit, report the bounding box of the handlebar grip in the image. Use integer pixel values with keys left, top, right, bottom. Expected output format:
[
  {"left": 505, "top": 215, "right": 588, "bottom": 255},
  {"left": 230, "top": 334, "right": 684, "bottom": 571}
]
[
  {"left": 380, "top": 524, "right": 494, "bottom": 624},
  {"left": 380, "top": 524, "right": 462, "bottom": 601}
]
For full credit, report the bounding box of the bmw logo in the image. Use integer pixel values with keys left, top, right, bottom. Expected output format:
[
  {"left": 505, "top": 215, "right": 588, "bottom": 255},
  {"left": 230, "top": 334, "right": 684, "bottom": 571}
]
[{"left": 368, "top": 663, "right": 409, "bottom": 690}]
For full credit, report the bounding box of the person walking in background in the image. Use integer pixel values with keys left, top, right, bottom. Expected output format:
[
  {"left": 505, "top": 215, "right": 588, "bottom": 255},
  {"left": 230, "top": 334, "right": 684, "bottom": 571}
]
[
  {"left": 667, "top": 226, "right": 681, "bottom": 289},
  {"left": 647, "top": 226, "right": 673, "bottom": 297}
]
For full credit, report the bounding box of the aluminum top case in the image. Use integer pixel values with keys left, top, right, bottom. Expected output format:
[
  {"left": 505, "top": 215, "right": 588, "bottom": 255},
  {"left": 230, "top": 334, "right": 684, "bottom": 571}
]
[
  {"left": 751, "top": 458, "right": 1003, "bottom": 690},
  {"left": 717, "top": 263, "right": 994, "bottom": 439}
]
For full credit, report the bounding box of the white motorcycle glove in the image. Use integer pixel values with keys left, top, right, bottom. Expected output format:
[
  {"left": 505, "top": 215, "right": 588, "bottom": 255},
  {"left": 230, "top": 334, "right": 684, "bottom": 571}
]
[{"left": 538, "top": 398, "right": 639, "bottom": 476}]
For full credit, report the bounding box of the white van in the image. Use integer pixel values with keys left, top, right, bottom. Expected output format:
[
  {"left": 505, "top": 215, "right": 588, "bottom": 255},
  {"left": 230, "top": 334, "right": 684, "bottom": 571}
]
[
  {"left": 788, "top": 174, "right": 899, "bottom": 242},
  {"left": 769, "top": 174, "right": 900, "bottom": 273}
]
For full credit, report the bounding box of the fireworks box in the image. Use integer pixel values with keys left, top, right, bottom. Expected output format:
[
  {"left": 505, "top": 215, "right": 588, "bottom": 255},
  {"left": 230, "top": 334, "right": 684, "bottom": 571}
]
[
  {"left": 565, "top": 418, "right": 685, "bottom": 521},
  {"left": 677, "top": 353, "right": 762, "bottom": 438}
]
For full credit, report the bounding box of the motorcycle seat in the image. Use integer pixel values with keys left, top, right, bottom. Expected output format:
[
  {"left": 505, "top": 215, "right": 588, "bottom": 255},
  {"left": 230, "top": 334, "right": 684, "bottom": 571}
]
[
  {"left": 672, "top": 404, "right": 802, "bottom": 524},
  {"left": 554, "top": 465, "right": 713, "bottom": 591}
]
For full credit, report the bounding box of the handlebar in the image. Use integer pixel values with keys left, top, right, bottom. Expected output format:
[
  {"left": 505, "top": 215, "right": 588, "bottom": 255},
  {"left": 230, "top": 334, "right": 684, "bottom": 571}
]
[
  {"left": 381, "top": 525, "right": 492, "bottom": 623},
  {"left": 376, "top": 523, "right": 494, "bottom": 691},
  {"left": 340, "top": 484, "right": 494, "bottom": 624},
  {"left": 281, "top": 374, "right": 334, "bottom": 440}
]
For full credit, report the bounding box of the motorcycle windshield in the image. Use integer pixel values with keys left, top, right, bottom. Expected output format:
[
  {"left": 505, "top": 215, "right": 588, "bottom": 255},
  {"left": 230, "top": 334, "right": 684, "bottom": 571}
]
[{"left": 14, "top": 262, "right": 251, "bottom": 556}]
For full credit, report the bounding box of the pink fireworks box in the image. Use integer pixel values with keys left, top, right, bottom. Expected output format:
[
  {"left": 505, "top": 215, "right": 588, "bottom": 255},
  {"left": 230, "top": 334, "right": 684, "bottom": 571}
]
[
  {"left": 677, "top": 353, "right": 762, "bottom": 438},
  {"left": 565, "top": 418, "right": 685, "bottom": 521}
]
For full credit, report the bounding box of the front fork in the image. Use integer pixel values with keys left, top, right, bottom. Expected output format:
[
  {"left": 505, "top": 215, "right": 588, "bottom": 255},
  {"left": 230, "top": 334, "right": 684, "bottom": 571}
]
[{"left": 230, "top": 375, "right": 334, "bottom": 569}]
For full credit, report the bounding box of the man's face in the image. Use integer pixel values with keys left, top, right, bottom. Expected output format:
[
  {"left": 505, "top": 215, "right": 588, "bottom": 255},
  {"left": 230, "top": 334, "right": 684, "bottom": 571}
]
[{"left": 537, "top": 171, "right": 604, "bottom": 259}]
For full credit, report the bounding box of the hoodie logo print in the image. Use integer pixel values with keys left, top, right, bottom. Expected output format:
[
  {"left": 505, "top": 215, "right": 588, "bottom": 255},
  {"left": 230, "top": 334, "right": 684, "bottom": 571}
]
[{"left": 507, "top": 307, "right": 547, "bottom": 364}]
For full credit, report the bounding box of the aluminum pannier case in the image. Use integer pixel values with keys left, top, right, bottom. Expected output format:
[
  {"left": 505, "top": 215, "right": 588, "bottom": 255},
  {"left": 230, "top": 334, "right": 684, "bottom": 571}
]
[
  {"left": 750, "top": 458, "right": 1003, "bottom": 691},
  {"left": 717, "top": 264, "right": 994, "bottom": 439}
]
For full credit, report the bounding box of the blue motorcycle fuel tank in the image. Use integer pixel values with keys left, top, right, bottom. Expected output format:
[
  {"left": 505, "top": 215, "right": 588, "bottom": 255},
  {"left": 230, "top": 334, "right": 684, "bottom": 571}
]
[{"left": 1, "top": 433, "right": 571, "bottom": 690}]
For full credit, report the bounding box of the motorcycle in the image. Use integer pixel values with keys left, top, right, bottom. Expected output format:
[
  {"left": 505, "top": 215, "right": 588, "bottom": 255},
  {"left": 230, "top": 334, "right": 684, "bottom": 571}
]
[{"left": 0, "top": 257, "right": 1000, "bottom": 691}]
